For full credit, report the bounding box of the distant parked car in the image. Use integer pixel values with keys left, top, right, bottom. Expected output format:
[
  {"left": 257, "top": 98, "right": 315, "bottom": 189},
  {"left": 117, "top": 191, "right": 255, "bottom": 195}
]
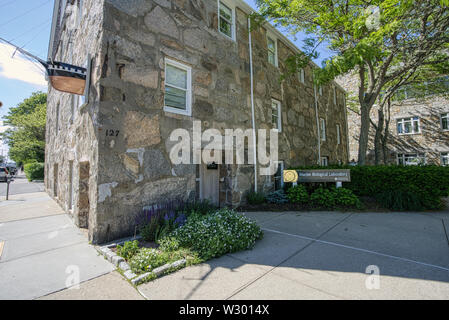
[
  {"left": 0, "top": 167, "right": 8, "bottom": 182},
  {"left": 6, "top": 164, "right": 17, "bottom": 176}
]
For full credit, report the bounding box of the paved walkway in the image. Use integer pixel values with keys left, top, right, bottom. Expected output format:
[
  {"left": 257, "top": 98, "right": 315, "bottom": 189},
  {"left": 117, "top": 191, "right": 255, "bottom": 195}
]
[
  {"left": 0, "top": 177, "right": 143, "bottom": 300},
  {"left": 138, "top": 210, "right": 449, "bottom": 300}
]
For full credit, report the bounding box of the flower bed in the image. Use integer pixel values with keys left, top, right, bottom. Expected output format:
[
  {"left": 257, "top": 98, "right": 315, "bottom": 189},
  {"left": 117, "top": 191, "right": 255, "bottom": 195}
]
[{"left": 112, "top": 207, "right": 263, "bottom": 285}]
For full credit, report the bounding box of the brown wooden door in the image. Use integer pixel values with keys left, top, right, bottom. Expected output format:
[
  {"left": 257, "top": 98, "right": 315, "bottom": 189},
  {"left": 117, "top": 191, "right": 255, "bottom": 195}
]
[{"left": 200, "top": 164, "right": 219, "bottom": 206}]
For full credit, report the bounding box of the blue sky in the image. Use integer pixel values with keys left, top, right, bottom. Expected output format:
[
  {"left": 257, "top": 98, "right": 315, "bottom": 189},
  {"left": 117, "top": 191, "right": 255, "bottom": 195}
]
[{"left": 0, "top": 0, "right": 332, "bottom": 122}]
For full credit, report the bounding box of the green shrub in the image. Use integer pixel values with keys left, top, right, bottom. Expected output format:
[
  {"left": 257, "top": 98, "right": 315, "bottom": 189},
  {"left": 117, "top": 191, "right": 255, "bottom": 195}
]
[
  {"left": 333, "top": 188, "right": 363, "bottom": 209},
  {"left": 184, "top": 199, "right": 217, "bottom": 215},
  {"left": 129, "top": 248, "right": 170, "bottom": 274},
  {"left": 376, "top": 187, "right": 443, "bottom": 211},
  {"left": 310, "top": 187, "right": 335, "bottom": 208},
  {"left": 24, "top": 162, "right": 44, "bottom": 181},
  {"left": 165, "top": 208, "right": 263, "bottom": 260},
  {"left": 246, "top": 191, "right": 266, "bottom": 205},
  {"left": 157, "top": 237, "right": 181, "bottom": 252},
  {"left": 289, "top": 165, "right": 449, "bottom": 210},
  {"left": 116, "top": 240, "right": 140, "bottom": 260},
  {"left": 287, "top": 184, "right": 309, "bottom": 204},
  {"left": 265, "top": 190, "right": 289, "bottom": 204}
]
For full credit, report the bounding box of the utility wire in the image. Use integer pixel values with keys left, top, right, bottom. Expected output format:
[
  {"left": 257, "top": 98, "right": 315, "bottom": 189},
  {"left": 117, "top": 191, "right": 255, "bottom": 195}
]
[
  {"left": 0, "top": 0, "right": 51, "bottom": 28},
  {"left": 8, "top": 19, "right": 51, "bottom": 43}
]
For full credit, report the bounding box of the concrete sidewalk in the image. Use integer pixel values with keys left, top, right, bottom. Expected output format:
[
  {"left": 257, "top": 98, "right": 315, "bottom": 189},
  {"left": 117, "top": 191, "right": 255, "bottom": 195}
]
[
  {"left": 0, "top": 190, "right": 142, "bottom": 300},
  {"left": 138, "top": 210, "right": 449, "bottom": 300}
]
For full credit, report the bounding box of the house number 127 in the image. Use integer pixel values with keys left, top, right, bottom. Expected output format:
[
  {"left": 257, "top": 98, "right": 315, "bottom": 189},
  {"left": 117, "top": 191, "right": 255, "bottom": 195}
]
[{"left": 106, "top": 129, "right": 120, "bottom": 137}]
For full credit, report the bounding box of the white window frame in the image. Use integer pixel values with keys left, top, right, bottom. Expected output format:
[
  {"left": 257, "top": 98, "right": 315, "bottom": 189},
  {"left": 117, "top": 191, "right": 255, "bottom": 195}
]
[
  {"left": 320, "top": 118, "right": 326, "bottom": 141},
  {"left": 397, "top": 116, "right": 421, "bottom": 135},
  {"left": 267, "top": 33, "right": 278, "bottom": 67},
  {"left": 397, "top": 153, "right": 426, "bottom": 166},
  {"left": 271, "top": 99, "right": 282, "bottom": 132},
  {"left": 440, "top": 113, "right": 448, "bottom": 131},
  {"left": 164, "top": 58, "right": 192, "bottom": 116},
  {"left": 336, "top": 123, "right": 341, "bottom": 145},
  {"left": 217, "top": 0, "right": 236, "bottom": 41},
  {"left": 298, "top": 68, "right": 305, "bottom": 84},
  {"left": 441, "top": 152, "right": 449, "bottom": 166}
]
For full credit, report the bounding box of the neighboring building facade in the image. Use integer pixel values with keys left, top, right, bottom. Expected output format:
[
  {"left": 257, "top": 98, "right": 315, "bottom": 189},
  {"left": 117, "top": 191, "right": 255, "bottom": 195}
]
[
  {"left": 45, "top": 0, "right": 349, "bottom": 243},
  {"left": 338, "top": 73, "right": 449, "bottom": 166}
]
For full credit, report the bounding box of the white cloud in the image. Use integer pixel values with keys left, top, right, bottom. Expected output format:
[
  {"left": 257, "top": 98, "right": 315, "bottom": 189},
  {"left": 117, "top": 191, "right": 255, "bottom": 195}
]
[{"left": 0, "top": 43, "right": 47, "bottom": 87}]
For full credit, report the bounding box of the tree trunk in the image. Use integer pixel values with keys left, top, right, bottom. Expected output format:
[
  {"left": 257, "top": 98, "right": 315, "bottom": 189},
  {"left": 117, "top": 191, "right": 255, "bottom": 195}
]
[
  {"left": 357, "top": 103, "right": 371, "bottom": 165},
  {"left": 381, "top": 99, "right": 392, "bottom": 165},
  {"left": 373, "top": 108, "right": 384, "bottom": 165}
]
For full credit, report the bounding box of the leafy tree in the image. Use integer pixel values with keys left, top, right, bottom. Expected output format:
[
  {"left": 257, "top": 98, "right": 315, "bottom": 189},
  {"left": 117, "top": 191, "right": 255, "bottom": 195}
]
[
  {"left": 254, "top": 0, "right": 449, "bottom": 164},
  {"left": 1, "top": 92, "right": 47, "bottom": 164}
]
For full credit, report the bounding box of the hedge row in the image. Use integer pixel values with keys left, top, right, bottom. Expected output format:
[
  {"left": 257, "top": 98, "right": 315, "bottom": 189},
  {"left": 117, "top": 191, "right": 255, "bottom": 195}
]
[
  {"left": 289, "top": 165, "right": 449, "bottom": 198},
  {"left": 24, "top": 162, "right": 44, "bottom": 181}
]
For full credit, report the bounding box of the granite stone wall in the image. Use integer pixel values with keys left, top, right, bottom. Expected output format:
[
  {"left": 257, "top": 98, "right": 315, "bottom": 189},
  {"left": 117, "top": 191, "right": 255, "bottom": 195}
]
[{"left": 46, "top": 0, "right": 349, "bottom": 243}]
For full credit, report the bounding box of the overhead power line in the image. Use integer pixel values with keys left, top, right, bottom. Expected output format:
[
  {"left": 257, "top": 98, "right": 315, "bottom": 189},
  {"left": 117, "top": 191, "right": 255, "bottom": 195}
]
[{"left": 0, "top": 0, "right": 51, "bottom": 28}]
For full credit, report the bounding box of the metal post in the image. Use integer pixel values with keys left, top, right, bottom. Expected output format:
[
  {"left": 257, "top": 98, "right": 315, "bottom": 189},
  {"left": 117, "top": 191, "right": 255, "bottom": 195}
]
[{"left": 6, "top": 176, "right": 10, "bottom": 200}]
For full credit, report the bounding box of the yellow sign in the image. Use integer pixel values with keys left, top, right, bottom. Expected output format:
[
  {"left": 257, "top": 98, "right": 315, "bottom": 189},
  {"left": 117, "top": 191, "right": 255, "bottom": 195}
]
[{"left": 283, "top": 170, "right": 299, "bottom": 183}]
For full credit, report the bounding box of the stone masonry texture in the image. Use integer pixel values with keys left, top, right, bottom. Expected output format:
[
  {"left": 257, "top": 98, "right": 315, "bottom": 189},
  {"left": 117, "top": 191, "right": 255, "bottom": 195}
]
[{"left": 45, "top": 0, "right": 349, "bottom": 243}]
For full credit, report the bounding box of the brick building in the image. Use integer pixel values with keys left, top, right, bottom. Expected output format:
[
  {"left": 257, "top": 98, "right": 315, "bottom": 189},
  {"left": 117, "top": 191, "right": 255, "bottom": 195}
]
[{"left": 45, "top": 0, "right": 349, "bottom": 243}]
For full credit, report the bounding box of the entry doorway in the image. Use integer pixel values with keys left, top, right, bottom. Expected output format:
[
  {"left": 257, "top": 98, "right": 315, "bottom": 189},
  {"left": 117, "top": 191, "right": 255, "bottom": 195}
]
[{"left": 200, "top": 163, "right": 219, "bottom": 206}]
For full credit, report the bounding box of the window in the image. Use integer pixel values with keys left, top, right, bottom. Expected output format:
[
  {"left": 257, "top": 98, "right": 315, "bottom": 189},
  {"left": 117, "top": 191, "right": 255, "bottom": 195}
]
[
  {"left": 218, "top": 1, "right": 234, "bottom": 40},
  {"left": 298, "top": 68, "right": 305, "bottom": 84},
  {"left": 441, "top": 152, "right": 449, "bottom": 166},
  {"left": 271, "top": 99, "right": 282, "bottom": 132},
  {"left": 397, "top": 117, "right": 420, "bottom": 135},
  {"left": 320, "top": 118, "right": 326, "bottom": 141},
  {"left": 164, "top": 59, "right": 192, "bottom": 116},
  {"left": 397, "top": 153, "right": 426, "bottom": 166},
  {"left": 441, "top": 113, "right": 448, "bottom": 131},
  {"left": 336, "top": 124, "right": 341, "bottom": 145},
  {"left": 321, "top": 156, "right": 329, "bottom": 166},
  {"left": 267, "top": 36, "right": 278, "bottom": 67}
]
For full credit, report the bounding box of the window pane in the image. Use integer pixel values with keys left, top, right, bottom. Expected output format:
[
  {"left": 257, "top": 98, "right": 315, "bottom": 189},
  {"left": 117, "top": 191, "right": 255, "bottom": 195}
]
[
  {"left": 166, "top": 64, "right": 187, "bottom": 89},
  {"left": 404, "top": 121, "right": 411, "bottom": 133},
  {"left": 219, "top": 3, "right": 232, "bottom": 21},
  {"left": 219, "top": 19, "right": 232, "bottom": 37},
  {"left": 397, "top": 121, "right": 402, "bottom": 134},
  {"left": 267, "top": 37, "right": 275, "bottom": 52},
  {"left": 442, "top": 114, "right": 448, "bottom": 130},
  {"left": 268, "top": 52, "right": 275, "bottom": 65},
  {"left": 165, "top": 86, "right": 186, "bottom": 110},
  {"left": 413, "top": 120, "right": 419, "bottom": 133}
]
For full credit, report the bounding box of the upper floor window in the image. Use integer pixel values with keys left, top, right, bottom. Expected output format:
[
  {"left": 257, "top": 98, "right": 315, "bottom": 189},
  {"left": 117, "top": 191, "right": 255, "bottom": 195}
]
[
  {"left": 441, "top": 152, "right": 449, "bottom": 166},
  {"left": 218, "top": 1, "right": 235, "bottom": 40},
  {"left": 164, "top": 58, "right": 192, "bottom": 116},
  {"left": 441, "top": 113, "right": 448, "bottom": 131},
  {"left": 298, "top": 68, "right": 305, "bottom": 84},
  {"left": 271, "top": 99, "right": 282, "bottom": 132},
  {"left": 336, "top": 124, "right": 341, "bottom": 145},
  {"left": 320, "top": 118, "right": 326, "bottom": 141},
  {"left": 397, "top": 117, "right": 420, "bottom": 135},
  {"left": 267, "top": 36, "right": 278, "bottom": 67}
]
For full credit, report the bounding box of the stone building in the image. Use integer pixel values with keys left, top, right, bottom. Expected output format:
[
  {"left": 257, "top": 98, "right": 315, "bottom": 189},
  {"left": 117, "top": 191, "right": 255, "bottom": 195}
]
[
  {"left": 338, "top": 74, "right": 449, "bottom": 165},
  {"left": 45, "top": 0, "right": 349, "bottom": 243}
]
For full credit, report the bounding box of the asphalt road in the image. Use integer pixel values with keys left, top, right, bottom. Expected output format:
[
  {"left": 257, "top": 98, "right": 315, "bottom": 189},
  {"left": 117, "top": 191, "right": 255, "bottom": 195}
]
[{"left": 0, "top": 173, "right": 44, "bottom": 197}]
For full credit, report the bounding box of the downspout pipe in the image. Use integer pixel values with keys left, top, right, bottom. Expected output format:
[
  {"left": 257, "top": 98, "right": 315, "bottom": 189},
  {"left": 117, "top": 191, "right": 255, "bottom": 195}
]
[
  {"left": 313, "top": 79, "right": 321, "bottom": 165},
  {"left": 248, "top": 16, "right": 258, "bottom": 192}
]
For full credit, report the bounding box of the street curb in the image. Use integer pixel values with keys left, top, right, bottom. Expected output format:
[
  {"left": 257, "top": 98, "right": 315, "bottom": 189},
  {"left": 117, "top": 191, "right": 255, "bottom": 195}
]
[{"left": 95, "top": 236, "right": 186, "bottom": 285}]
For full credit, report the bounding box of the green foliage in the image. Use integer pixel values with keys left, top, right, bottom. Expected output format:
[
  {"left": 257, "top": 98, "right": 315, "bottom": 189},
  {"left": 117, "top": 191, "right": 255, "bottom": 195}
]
[
  {"left": 287, "top": 184, "right": 309, "bottom": 204},
  {"left": 184, "top": 199, "right": 217, "bottom": 216},
  {"left": 23, "top": 162, "right": 44, "bottom": 181},
  {"left": 332, "top": 187, "right": 363, "bottom": 209},
  {"left": 129, "top": 248, "right": 171, "bottom": 274},
  {"left": 165, "top": 209, "right": 263, "bottom": 261},
  {"left": 246, "top": 191, "right": 266, "bottom": 205},
  {"left": 310, "top": 187, "right": 336, "bottom": 208},
  {"left": 265, "top": 190, "right": 289, "bottom": 204},
  {"left": 116, "top": 240, "right": 140, "bottom": 261},
  {"left": 1, "top": 92, "right": 47, "bottom": 164},
  {"left": 157, "top": 237, "right": 180, "bottom": 252},
  {"left": 290, "top": 165, "right": 449, "bottom": 210}
]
